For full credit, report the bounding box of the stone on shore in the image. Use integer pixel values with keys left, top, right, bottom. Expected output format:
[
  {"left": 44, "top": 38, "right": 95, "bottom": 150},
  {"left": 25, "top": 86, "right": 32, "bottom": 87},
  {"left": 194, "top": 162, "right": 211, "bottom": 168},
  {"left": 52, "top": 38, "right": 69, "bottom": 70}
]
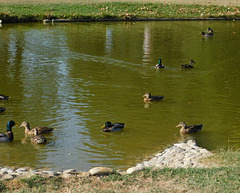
[
  {"left": 89, "top": 167, "right": 114, "bottom": 176},
  {"left": 126, "top": 140, "right": 213, "bottom": 174}
]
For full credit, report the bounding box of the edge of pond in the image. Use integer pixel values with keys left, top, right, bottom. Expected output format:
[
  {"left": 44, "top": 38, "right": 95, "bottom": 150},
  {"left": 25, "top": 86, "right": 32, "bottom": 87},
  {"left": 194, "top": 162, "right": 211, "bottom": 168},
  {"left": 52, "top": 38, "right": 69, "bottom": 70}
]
[
  {"left": 0, "top": 140, "right": 214, "bottom": 181},
  {"left": 45, "top": 17, "right": 240, "bottom": 23},
  {"left": 1, "top": 17, "right": 240, "bottom": 24}
]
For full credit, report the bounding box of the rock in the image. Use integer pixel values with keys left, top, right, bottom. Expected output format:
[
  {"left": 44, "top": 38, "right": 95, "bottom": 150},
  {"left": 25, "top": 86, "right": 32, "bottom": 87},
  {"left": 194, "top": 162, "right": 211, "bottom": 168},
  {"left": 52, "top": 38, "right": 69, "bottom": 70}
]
[
  {"left": 16, "top": 168, "right": 29, "bottom": 173},
  {"left": 1, "top": 174, "right": 15, "bottom": 180},
  {"left": 63, "top": 169, "right": 76, "bottom": 174},
  {"left": 126, "top": 140, "right": 213, "bottom": 173},
  {"left": 187, "top": 140, "right": 197, "bottom": 147},
  {"left": 126, "top": 166, "right": 144, "bottom": 174},
  {"left": 89, "top": 167, "right": 114, "bottom": 176}
]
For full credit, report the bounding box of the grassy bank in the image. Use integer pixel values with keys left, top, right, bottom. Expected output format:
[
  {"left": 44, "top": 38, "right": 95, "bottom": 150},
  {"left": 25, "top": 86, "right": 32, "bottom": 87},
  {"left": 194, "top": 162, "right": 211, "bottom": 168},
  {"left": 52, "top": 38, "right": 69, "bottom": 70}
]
[
  {"left": 0, "top": 149, "right": 239, "bottom": 192},
  {"left": 0, "top": 1, "right": 240, "bottom": 23}
]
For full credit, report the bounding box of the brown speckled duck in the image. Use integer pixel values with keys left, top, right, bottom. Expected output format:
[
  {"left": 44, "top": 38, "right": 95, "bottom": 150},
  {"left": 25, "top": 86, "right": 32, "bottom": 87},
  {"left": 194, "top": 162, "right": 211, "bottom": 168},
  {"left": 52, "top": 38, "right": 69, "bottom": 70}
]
[
  {"left": 20, "top": 121, "right": 55, "bottom": 135},
  {"left": 142, "top": 93, "right": 164, "bottom": 102},
  {"left": 176, "top": 122, "right": 203, "bottom": 134},
  {"left": 101, "top": 121, "right": 125, "bottom": 132},
  {"left": 31, "top": 129, "right": 47, "bottom": 144}
]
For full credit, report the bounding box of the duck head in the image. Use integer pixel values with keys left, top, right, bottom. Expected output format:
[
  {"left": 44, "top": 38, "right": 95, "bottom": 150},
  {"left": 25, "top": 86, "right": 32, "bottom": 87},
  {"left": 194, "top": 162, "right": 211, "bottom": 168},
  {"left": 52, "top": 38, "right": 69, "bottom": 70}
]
[
  {"left": 19, "top": 121, "right": 30, "bottom": 128},
  {"left": 7, "top": 120, "right": 16, "bottom": 131},
  {"left": 142, "top": 93, "right": 151, "bottom": 99},
  {"left": 158, "top": 58, "right": 161, "bottom": 64},
  {"left": 176, "top": 122, "right": 186, "bottom": 128},
  {"left": 101, "top": 121, "right": 112, "bottom": 128}
]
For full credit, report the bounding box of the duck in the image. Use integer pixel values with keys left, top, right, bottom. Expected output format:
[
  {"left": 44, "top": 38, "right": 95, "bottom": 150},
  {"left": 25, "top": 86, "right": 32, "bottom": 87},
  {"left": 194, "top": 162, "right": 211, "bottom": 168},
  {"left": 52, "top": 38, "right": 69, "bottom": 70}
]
[
  {"left": 0, "top": 120, "right": 17, "bottom": 142},
  {"left": 19, "top": 121, "right": 55, "bottom": 135},
  {"left": 31, "top": 129, "right": 47, "bottom": 144},
  {"left": 101, "top": 121, "right": 125, "bottom": 132},
  {"left": 181, "top": 60, "right": 195, "bottom": 68},
  {"left": 176, "top": 122, "right": 203, "bottom": 134},
  {"left": 142, "top": 93, "right": 164, "bottom": 102},
  {"left": 0, "top": 94, "right": 9, "bottom": 100},
  {"left": 201, "top": 27, "right": 213, "bottom": 37},
  {"left": 155, "top": 58, "right": 165, "bottom": 69},
  {"left": 0, "top": 107, "right": 6, "bottom": 113}
]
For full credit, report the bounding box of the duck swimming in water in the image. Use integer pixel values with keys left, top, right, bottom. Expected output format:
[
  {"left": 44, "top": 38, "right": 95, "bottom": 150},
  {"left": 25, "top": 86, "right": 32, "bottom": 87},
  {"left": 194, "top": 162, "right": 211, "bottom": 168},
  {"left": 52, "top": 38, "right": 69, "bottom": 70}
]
[
  {"left": 19, "top": 121, "right": 55, "bottom": 135},
  {"left": 31, "top": 129, "right": 47, "bottom": 144},
  {"left": 181, "top": 60, "right": 195, "bottom": 68},
  {"left": 0, "top": 94, "right": 9, "bottom": 100},
  {"left": 155, "top": 58, "right": 165, "bottom": 69},
  {"left": 176, "top": 122, "right": 203, "bottom": 134},
  {"left": 201, "top": 27, "right": 214, "bottom": 37},
  {"left": 0, "top": 121, "right": 17, "bottom": 142},
  {"left": 142, "top": 93, "right": 164, "bottom": 102},
  {"left": 101, "top": 121, "right": 125, "bottom": 132},
  {"left": 0, "top": 107, "right": 6, "bottom": 113}
]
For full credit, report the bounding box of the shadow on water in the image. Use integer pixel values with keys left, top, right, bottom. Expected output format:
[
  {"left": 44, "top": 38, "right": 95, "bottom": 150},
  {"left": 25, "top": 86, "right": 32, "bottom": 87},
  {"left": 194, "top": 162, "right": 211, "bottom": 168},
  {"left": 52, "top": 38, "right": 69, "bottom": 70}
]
[{"left": 0, "top": 20, "right": 240, "bottom": 170}]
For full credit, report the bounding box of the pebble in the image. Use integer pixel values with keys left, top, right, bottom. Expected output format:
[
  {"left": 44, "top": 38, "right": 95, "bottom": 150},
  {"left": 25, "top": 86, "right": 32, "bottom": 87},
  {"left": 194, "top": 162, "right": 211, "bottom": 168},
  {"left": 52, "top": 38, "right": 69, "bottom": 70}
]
[{"left": 0, "top": 140, "right": 213, "bottom": 180}]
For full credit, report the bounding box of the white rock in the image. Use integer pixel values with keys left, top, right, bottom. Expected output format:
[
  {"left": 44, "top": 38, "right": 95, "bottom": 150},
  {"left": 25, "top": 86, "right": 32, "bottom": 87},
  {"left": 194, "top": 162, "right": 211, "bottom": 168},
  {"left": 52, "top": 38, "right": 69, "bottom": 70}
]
[
  {"left": 89, "top": 167, "right": 114, "bottom": 176},
  {"left": 126, "top": 166, "right": 144, "bottom": 174}
]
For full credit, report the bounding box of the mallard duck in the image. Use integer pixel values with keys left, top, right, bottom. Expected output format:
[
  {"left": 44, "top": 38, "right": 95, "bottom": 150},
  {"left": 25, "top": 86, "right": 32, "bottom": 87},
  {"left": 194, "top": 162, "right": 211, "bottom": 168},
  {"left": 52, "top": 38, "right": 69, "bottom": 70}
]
[
  {"left": 176, "top": 122, "right": 203, "bottom": 134},
  {"left": 0, "top": 120, "right": 17, "bottom": 142},
  {"left": 142, "top": 93, "right": 164, "bottom": 102},
  {"left": 101, "top": 121, "right": 125, "bottom": 132},
  {"left": 201, "top": 27, "right": 213, "bottom": 37},
  {"left": 31, "top": 129, "right": 47, "bottom": 144},
  {"left": 207, "top": 27, "right": 213, "bottom": 33},
  {"left": 0, "top": 107, "right": 6, "bottom": 113},
  {"left": 0, "top": 94, "right": 9, "bottom": 100},
  {"left": 182, "top": 60, "right": 195, "bottom": 68},
  {"left": 155, "top": 58, "right": 165, "bottom": 69},
  {"left": 19, "top": 121, "right": 55, "bottom": 135}
]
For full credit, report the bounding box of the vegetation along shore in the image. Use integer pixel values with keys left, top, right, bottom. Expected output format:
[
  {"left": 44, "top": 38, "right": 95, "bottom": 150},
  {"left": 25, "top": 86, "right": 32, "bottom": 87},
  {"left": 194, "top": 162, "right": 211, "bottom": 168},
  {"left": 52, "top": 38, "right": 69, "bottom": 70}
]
[{"left": 0, "top": 0, "right": 240, "bottom": 23}]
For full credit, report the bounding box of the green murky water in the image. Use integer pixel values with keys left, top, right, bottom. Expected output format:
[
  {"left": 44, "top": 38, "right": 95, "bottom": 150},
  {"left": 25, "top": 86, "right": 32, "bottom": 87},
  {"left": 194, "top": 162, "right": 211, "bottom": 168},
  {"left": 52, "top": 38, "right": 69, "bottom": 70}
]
[{"left": 0, "top": 20, "right": 240, "bottom": 171}]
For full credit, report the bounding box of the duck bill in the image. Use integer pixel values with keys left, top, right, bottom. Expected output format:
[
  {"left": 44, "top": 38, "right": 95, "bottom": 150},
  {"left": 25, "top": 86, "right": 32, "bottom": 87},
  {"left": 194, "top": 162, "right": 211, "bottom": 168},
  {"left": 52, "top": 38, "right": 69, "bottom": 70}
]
[
  {"left": 176, "top": 124, "right": 180, "bottom": 128},
  {"left": 101, "top": 125, "right": 105, "bottom": 129}
]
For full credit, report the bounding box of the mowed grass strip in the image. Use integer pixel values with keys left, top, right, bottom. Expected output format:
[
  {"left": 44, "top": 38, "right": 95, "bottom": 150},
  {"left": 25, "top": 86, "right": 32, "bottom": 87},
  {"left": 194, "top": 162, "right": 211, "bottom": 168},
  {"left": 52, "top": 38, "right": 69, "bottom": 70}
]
[{"left": 0, "top": 2, "right": 240, "bottom": 22}]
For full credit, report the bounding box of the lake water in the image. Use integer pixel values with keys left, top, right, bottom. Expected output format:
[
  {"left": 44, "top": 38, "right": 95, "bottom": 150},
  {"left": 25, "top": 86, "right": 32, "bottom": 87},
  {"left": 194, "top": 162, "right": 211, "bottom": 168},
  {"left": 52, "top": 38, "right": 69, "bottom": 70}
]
[{"left": 0, "top": 20, "right": 240, "bottom": 171}]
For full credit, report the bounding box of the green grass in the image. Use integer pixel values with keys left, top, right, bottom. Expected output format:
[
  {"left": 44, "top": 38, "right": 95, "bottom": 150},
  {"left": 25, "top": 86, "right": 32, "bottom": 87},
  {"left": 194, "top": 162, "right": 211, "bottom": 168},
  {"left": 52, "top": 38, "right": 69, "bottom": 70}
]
[{"left": 0, "top": 2, "right": 240, "bottom": 23}]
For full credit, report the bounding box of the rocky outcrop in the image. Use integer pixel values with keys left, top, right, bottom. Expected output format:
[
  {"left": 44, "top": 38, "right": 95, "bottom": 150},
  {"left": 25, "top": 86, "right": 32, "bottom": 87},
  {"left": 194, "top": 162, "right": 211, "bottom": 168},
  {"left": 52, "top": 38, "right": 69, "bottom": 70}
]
[{"left": 127, "top": 140, "right": 213, "bottom": 174}]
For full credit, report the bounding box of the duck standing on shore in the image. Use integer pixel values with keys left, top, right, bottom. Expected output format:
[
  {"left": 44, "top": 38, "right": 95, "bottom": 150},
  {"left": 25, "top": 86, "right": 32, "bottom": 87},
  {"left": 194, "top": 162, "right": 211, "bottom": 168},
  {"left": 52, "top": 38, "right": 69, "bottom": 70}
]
[
  {"left": 155, "top": 58, "right": 165, "bottom": 69},
  {"left": 101, "top": 121, "right": 125, "bottom": 132},
  {"left": 0, "top": 120, "right": 17, "bottom": 142},
  {"left": 181, "top": 60, "right": 195, "bottom": 68},
  {"left": 19, "top": 121, "right": 55, "bottom": 135},
  {"left": 142, "top": 93, "right": 164, "bottom": 102},
  {"left": 176, "top": 122, "right": 203, "bottom": 134}
]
